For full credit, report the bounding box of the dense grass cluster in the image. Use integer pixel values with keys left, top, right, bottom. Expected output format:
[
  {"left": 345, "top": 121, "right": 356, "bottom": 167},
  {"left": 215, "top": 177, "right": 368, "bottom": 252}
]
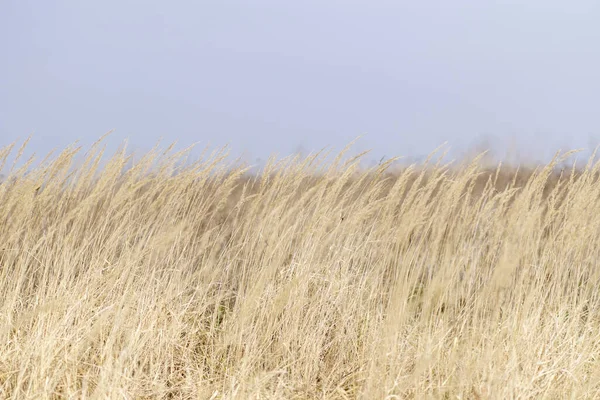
[{"left": 2, "top": 138, "right": 600, "bottom": 399}]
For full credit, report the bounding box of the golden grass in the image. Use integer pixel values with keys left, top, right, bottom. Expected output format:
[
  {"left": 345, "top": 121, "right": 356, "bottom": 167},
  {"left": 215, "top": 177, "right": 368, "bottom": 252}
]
[{"left": 1, "top": 138, "right": 600, "bottom": 399}]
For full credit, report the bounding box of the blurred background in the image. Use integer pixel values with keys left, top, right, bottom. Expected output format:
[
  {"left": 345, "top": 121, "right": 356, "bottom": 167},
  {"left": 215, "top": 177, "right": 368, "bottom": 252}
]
[{"left": 2, "top": 1, "right": 600, "bottom": 167}]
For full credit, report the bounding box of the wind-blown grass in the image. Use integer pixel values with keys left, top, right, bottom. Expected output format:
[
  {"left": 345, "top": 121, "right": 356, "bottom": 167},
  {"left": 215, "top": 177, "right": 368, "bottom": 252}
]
[{"left": 1, "top": 138, "right": 600, "bottom": 399}]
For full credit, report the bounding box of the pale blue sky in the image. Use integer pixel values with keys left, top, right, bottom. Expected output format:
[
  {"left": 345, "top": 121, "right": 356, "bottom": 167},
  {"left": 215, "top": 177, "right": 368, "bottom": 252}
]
[{"left": 2, "top": 1, "right": 600, "bottom": 165}]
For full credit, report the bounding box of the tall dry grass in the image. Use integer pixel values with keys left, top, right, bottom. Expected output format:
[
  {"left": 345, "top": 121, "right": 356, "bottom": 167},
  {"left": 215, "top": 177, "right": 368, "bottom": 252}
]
[{"left": 1, "top": 138, "right": 600, "bottom": 399}]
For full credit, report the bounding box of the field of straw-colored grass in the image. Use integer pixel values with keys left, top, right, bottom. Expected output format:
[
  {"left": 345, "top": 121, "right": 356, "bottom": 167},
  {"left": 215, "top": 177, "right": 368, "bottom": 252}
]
[{"left": 2, "top": 137, "right": 600, "bottom": 399}]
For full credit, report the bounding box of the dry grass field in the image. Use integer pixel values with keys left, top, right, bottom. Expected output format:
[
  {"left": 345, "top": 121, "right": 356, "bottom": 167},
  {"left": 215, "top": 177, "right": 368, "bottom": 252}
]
[{"left": 2, "top": 137, "right": 600, "bottom": 399}]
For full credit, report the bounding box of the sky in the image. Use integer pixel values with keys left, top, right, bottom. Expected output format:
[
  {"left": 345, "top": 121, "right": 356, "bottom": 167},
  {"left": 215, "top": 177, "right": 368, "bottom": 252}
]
[{"left": 2, "top": 1, "right": 600, "bottom": 166}]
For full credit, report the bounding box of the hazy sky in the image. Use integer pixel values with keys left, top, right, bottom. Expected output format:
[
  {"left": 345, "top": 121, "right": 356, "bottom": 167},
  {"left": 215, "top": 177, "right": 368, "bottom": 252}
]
[{"left": 2, "top": 1, "right": 600, "bottom": 164}]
